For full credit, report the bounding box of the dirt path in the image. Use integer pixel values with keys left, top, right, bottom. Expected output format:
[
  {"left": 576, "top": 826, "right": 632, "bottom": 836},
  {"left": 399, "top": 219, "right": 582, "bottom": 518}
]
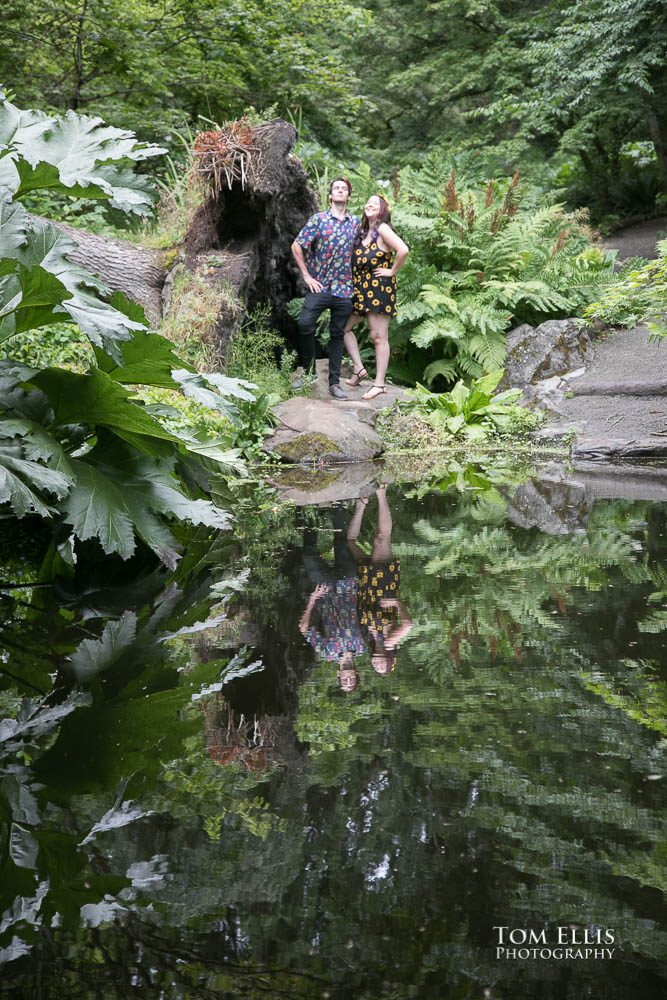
[{"left": 604, "top": 217, "right": 667, "bottom": 260}]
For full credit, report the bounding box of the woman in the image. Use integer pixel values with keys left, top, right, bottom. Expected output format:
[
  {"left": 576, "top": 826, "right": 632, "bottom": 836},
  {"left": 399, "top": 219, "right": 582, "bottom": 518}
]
[
  {"left": 347, "top": 486, "right": 413, "bottom": 675},
  {"left": 343, "top": 194, "right": 409, "bottom": 400}
]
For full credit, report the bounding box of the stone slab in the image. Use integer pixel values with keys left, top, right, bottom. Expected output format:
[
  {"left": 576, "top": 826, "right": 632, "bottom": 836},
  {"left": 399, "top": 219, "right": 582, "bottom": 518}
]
[{"left": 266, "top": 397, "right": 383, "bottom": 463}]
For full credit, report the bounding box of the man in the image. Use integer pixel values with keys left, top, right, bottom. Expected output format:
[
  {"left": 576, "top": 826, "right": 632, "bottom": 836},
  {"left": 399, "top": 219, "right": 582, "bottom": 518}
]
[
  {"left": 291, "top": 177, "right": 359, "bottom": 399},
  {"left": 298, "top": 507, "right": 366, "bottom": 693}
]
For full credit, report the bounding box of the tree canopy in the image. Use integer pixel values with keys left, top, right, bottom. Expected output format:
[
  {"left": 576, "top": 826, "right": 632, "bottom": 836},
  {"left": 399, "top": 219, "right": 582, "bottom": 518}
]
[{"left": 4, "top": 1, "right": 667, "bottom": 220}]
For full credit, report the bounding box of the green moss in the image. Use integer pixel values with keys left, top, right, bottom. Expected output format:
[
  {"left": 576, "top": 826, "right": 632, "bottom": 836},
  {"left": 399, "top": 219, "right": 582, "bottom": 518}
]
[
  {"left": 273, "top": 432, "right": 341, "bottom": 463},
  {"left": 161, "top": 247, "right": 181, "bottom": 270},
  {"left": 160, "top": 270, "right": 241, "bottom": 370}
]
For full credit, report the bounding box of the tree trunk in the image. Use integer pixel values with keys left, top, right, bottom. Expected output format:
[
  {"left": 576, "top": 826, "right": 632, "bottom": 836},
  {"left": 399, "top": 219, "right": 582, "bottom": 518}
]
[
  {"left": 647, "top": 111, "right": 667, "bottom": 193},
  {"left": 47, "top": 219, "right": 167, "bottom": 324}
]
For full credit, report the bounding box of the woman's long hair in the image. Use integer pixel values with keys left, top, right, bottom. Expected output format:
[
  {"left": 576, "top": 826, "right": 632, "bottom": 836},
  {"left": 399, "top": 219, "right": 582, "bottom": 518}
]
[{"left": 355, "top": 194, "right": 392, "bottom": 246}]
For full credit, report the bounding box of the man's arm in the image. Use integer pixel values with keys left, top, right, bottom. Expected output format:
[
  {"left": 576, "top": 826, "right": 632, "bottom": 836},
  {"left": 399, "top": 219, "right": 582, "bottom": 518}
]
[
  {"left": 292, "top": 240, "right": 323, "bottom": 294},
  {"left": 298, "top": 583, "right": 329, "bottom": 634}
]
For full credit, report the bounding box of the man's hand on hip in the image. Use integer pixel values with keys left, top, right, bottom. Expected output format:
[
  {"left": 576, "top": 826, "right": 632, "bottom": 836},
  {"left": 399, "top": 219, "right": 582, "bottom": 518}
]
[{"left": 304, "top": 275, "right": 324, "bottom": 294}]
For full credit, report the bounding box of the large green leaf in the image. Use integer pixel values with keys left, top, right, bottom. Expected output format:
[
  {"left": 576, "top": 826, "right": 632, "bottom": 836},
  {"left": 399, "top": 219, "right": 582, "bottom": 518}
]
[
  {"left": 28, "top": 368, "right": 177, "bottom": 443},
  {"left": 0, "top": 362, "right": 52, "bottom": 424},
  {"left": 94, "top": 328, "right": 192, "bottom": 387},
  {"left": 0, "top": 417, "right": 74, "bottom": 478},
  {"left": 0, "top": 439, "right": 71, "bottom": 518},
  {"left": 0, "top": 203, "right": 144, "bottom": 359},
  {"left": 0, "top": 201, "right": 28, "bottom": 255},
  {"left": 62, "top": 461, "right": 136, "bottom": 560},
  {"left": 0, "top": 96, "right": 164, "bottom": 214},
  {"left": 0, "top": 262, "right": 71, "bottom": 341},
  {"left": 62, "top": 444, "right": 231, "bottom": 565},
  {"left": 69, "top": 613, "right": 138, "bottom": 680}
]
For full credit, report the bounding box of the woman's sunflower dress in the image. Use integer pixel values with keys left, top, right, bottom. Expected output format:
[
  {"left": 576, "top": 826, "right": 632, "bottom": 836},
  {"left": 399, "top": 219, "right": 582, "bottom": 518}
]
[{"left": 352, "top": 239, "right": 397, "bottom": 317}]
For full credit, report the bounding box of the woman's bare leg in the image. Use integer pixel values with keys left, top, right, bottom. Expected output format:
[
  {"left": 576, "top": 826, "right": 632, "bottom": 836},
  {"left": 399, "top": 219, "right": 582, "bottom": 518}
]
[
  {"left": 347, "top": 496, "right": 369, "bottom": 560},
  {"left": 368, "top": 314, "right": 390, "bottom": 387},
  {"left": 343, "top": 315, "right": 366, "bottom": 378},
  {"left": 371, "top": 485, "right": 393, "bottom": 562}
]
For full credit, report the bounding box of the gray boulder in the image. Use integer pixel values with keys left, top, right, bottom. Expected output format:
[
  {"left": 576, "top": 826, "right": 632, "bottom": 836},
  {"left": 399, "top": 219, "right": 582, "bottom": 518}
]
[
  {"left": 266, "top": 397, "right": 383, "bottom": 464},
  {"left": 501, "top": 319, "right": 596, "bottom": 389}
]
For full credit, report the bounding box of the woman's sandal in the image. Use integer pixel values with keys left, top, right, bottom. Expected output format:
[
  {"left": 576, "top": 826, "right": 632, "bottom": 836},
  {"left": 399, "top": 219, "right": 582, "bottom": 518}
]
[
  {"left": 362, "top": 384, "right": 387, "bottom": 400},
  {"left": 345, "top": 367, "right": 368, "bottom": 387}
]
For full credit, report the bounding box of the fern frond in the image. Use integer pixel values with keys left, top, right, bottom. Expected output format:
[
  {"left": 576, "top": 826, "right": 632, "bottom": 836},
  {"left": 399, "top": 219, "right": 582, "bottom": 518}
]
[
  {"left": 466, "top": 332, "right": 507, "bottom": 372},
  {"left": 411, "top": 317, "right": 466, "bottom": 348},
  {"left": 423, "top": 359, "right": 458, "bottom": 386}
]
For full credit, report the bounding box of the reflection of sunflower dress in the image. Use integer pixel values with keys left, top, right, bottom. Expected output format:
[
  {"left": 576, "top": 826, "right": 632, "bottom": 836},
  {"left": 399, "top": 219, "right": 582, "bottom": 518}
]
[
  {"left": 352, "top": 239, "right": 397, "bottom": 317},
  {"left": 358, "top": 557, "right": 401, "bottom": 630}
]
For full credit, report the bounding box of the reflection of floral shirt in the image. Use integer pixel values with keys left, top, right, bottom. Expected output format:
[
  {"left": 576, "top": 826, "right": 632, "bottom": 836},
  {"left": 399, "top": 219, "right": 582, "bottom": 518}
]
[
  {"left": 296, "top": 210, "right": 359, "bottom": 298},
  {"left": 304, "top": 578, "right": 366, "bottom": 662}
]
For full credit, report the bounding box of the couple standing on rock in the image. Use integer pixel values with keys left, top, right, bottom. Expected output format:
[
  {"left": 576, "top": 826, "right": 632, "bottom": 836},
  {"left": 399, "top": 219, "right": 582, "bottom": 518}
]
[{"left": 291, "top": 177, "right": 409, "bottom": 400}]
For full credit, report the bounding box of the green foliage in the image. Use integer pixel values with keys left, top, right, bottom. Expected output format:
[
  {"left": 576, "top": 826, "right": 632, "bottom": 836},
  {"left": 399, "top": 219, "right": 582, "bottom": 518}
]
[
  {"left": 0, "top": 97, "right": 260, "bottom": 567},
  {"left": 404, "top": 370, "right": 542, "bottom": 440},
  {"left": 0, "top": 91, "right": 164, "bottom": 213},
  {"left": 1, "top": 0, "right": 368, "bottom": 146},
  {"left": 225, "top": 305, "right": 297, "bottom": 401},
  {"left": 584, "top": 239, "right": 667, "bottom": 340},
  {"left": 350, "top": 1, "right": 667, "bottom": 223},
  {"left": 394, "top": 169, "right": 614, "bottom": 384},
  {"left": 512, "top": 0, "right": 667, "bottom": 217},
  {"left": 5, "top": 321, "right": 93, "bottom": 370},
  {"left": 582, "top": 660, "right": 667, "bottom": 738}
]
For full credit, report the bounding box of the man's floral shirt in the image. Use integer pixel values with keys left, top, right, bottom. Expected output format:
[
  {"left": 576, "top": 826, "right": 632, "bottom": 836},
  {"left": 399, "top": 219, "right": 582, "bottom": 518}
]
[
  {"left": 296, "top": 209, "right": 359, "bottom": 298},
  {"left": 304, "top": 578, "right": 366, "bottom": 662}
]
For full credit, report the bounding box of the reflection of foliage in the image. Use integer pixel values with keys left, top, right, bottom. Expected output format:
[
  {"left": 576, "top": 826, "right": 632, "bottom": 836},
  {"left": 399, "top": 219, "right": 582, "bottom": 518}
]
[
  {"left": 638, "top": 563, "right": 667, "bottom": 634},
  {"left": 399, "top": 501, "right": 650, "bottom": 672},
  {"left": 583, "top": 660, "right": 667, "bottom": 738},
  {"left": 1, "top": 485, "right": 666, "bottom": 998},
  {"left": 295, "top": 661, "right": 387, "bottom": 784},
  {"left": 162, "top": 740, "right": 282, "bottom": 842},
  {"left": 231, "top": 496, "right": 315, "bottom": 627}
]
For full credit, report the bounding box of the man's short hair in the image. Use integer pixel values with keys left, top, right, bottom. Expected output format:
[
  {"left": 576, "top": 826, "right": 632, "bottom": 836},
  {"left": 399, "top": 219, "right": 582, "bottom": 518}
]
[{"left": 328, "top": 177, "right": 352, "bottom": 198}]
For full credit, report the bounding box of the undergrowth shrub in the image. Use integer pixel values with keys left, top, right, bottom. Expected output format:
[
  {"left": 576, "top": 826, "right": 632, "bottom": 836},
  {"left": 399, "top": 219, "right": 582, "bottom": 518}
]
[
  {"left": 584, "top": 240, "right": 667, "bottom": 340},
  {"left": 378, "top": 370, "right": 542, "bottom": 450},
  {"left": 160, "top": 268, "right": 239, "bottom": 369},
  {"left": 225, "top": 306, "right": 297, "bottom": 400}
]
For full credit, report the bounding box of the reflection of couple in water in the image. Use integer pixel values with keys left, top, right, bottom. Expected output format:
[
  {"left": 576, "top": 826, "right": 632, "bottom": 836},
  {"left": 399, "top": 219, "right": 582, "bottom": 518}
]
[{"left": 299, "top": 486, "right": 413, "bottom": 692}]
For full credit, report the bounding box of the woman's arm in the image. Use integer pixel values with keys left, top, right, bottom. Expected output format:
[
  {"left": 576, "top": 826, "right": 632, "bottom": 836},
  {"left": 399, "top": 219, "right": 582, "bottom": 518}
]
[
  {"left": 379, "top": 597, "right": 414, "bottom": 648},
  {"left": 376, "top": 223, "right": 409, "bottom": 277}
]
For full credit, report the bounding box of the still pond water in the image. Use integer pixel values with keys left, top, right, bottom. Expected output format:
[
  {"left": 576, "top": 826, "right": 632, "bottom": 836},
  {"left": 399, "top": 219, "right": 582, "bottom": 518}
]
[{"left": 0, "top": 472, "right": 665, "bottom": 999}]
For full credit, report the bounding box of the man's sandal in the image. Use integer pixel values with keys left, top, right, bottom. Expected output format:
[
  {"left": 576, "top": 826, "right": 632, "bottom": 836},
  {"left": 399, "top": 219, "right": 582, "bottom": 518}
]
[
  {"left": 345, "top": 367, "right": 368, "bottom": 387},
  {"left": 362, "top": 384, "right": 387, "bottom": 400}
]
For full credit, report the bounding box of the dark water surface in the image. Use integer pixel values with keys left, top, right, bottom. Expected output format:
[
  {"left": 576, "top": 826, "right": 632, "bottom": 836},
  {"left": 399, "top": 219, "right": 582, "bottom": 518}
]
[{"left": 0, "top": 475, "right": 665, "bottom": 999}]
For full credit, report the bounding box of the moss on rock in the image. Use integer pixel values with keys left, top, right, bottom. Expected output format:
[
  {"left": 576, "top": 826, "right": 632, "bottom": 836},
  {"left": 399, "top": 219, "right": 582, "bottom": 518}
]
[{"left": 273, "top": 432, "right": 342, "bottom": 463}]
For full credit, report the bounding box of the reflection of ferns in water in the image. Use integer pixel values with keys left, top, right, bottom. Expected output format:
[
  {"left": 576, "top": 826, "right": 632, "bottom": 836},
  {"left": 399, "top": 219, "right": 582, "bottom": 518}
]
[{"left": 396, "top": 500, "right": 658, "bottom": 671}]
